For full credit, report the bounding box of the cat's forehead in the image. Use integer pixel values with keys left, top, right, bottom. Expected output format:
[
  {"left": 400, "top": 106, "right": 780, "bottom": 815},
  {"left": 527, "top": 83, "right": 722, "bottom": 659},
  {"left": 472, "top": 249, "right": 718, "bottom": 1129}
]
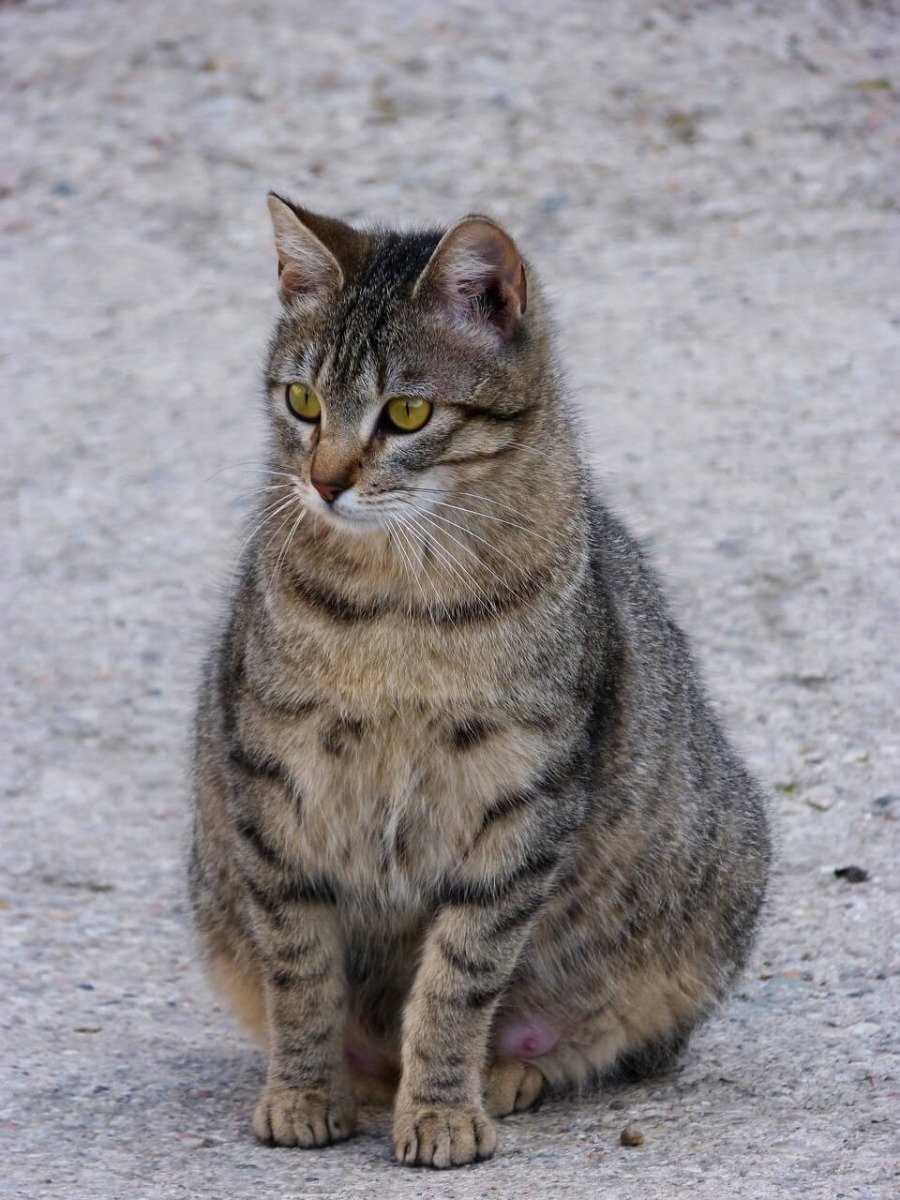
[
  {"left": 274, "top": 226, "right": 464, "bottom": 416},
  {"left": 321, "top": 230, "right": 441, "bottom": 381}
]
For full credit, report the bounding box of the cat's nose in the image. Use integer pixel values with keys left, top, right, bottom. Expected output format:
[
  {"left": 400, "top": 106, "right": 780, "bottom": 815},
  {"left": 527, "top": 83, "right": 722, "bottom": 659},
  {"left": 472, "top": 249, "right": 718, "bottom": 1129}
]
[{"left": 311, "top": 477, "right": 349, "bottom": 504}]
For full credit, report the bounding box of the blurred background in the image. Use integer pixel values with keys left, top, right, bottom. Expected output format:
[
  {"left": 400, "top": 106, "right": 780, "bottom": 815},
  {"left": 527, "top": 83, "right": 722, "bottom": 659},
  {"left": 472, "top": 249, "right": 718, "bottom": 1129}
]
[{"left": 2, "top": 2, "right": 899, "bottom": 1198}]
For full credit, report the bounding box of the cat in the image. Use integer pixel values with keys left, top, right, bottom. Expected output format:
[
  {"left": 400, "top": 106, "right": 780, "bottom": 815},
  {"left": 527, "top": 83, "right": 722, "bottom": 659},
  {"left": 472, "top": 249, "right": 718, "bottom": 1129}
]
[{"left": 188, "top": 193, "right": 771, "bottom": 1169}]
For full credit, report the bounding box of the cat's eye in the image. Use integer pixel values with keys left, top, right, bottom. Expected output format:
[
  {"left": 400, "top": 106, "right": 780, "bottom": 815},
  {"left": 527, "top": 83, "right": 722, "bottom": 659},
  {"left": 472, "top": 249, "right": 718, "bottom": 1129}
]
[
  {"left": 286, "top": 383, "right": 321, "bottom": 422},
  {"left": 384, "top": 396, "right": 432, "bottom": 433}
]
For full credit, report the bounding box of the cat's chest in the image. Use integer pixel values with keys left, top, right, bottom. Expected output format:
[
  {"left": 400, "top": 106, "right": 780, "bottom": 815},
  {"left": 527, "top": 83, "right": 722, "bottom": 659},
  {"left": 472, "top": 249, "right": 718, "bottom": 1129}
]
[{"left": 269, "top": 703, "right": 541, "bottom": 902}]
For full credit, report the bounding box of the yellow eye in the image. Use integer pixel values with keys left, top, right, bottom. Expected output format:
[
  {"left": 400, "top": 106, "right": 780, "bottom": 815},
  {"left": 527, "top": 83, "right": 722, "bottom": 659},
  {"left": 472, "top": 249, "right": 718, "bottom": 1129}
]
[
  {"left": 286, "top": 383, "right": 321, "bottom": 422},
  {"left": 384, "top": 396, "right": 432, "bottom": 433}
]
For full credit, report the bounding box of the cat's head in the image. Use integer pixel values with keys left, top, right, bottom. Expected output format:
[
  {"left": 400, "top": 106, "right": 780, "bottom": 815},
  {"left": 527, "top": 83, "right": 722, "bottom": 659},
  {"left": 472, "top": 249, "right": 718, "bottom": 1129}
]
[{"left": 263, "top": 195, "right": 559, "bottom": 542}]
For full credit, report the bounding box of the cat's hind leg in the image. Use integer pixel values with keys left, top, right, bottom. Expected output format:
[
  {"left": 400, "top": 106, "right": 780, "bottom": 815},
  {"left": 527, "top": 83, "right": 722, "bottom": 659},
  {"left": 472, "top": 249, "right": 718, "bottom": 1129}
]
[
  {"left": 205, "top": 939, "right": 268, "bottom": 1045},
  {"left": 486, "top": 999, "right": 696, "bottom": 1114}
]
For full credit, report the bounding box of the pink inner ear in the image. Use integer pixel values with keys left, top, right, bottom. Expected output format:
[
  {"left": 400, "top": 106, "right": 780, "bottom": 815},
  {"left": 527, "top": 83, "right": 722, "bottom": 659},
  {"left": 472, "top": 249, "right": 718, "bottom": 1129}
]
[{"left": 495, "top": 1016, "right": 560, "bottom": 1060}]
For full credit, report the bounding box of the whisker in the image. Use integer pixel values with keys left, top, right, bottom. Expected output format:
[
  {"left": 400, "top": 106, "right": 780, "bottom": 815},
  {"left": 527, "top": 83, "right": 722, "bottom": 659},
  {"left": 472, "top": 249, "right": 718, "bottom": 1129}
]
[
  {"left": 231, "top": 482, "right": 294, "bottom": 506},
  {"left": 388, "top": 517, "right": 426, "bottom": 618},
  {"left": 427, "top": 498, "right": 557, "bottom": 548},
  {"left": 402, "top": 514, "right": 479, "bottom": 610},
  {"left": 266, "top": 503, "right": 306, "bottom": 596},
  {"left": 203, "top": 461, "right": 298, "bottom": 485},
  {"left": 418, "top": 506, "right": 525, "bottom": 579},
  {"left": 235, "top": 494, "right": 298, "bottom": 559},
  {"left": 410, "top": 485, "right": 557, "bottom": 527},
  {"left": 392, "top": 516, "right": 439, "bottom": 629},
  {"left": 415, "top": 509, "right": 509, "bottom": 606}
]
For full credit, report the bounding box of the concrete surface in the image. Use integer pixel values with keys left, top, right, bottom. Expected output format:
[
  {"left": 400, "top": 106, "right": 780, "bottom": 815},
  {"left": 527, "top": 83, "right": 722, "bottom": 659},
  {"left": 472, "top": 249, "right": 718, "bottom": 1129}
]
[{"left": 2, "top": 2, "right": 899, "bottom": 1197}]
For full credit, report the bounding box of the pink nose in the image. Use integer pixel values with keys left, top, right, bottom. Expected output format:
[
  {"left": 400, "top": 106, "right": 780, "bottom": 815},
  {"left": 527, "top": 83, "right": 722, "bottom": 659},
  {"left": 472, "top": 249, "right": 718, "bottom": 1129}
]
[{"left": 311, "top": 478, "right": 348, "bottom": 504}]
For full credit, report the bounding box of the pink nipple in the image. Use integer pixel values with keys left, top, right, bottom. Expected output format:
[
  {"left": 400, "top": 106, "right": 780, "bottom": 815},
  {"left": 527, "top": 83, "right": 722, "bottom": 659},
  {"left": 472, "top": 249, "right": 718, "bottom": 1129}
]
[{"left": 495, "top": 1016, "right": 560, "bottom": 1060}]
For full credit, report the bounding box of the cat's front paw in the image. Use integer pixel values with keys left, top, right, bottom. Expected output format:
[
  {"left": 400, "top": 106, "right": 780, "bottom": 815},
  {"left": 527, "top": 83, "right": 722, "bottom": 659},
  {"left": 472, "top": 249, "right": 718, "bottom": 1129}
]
[
  {"left": 253, "top": 1084, "right": 356, "bottom": 1148},
  {"left": 484, "top": 1059, "right": 545, "bottom": 1117},
  {"left": 393, "top": 1102, "right": 497, "bottom": 1168}
]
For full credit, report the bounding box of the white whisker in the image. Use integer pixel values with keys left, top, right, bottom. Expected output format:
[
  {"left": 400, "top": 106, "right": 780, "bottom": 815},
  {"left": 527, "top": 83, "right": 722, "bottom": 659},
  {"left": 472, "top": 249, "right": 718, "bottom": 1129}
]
[
  {"left": 388, "top": 517, "right": 426, "bottom": 618},
  {"left": 418, "top": 506, "right": 524, "bottom": 578},
  {"left": 402, "top": 515, "right": 476, "bottom": 610},
  {"left": 267, "top": 502, "right": 307, "bottom": 597},
  {"left": 415, "top": 509, "right": 509, "bottom": 607},
  {"left": 235, "top": 494, "right": 299, "bottom": 559},
  {"left": 428, "top": 498, "right": 557, "bottom": 548},
  {"left": 393, "top": 516, "right": 440, "bottom": 629}
]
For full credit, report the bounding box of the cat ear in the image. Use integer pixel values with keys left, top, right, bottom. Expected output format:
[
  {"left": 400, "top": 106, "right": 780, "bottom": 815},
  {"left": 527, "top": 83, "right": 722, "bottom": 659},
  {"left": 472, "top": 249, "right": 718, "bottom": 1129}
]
[
  {"left": 266, "top": 193, "right": 361, "bottom": 304},
  {"left": 413, "top": 215, "right": 527, "bottom": 340}
]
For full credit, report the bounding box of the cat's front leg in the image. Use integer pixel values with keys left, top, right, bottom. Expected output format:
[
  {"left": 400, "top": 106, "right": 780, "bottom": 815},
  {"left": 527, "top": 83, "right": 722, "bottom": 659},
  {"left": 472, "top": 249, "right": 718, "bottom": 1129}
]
[
  {"left": 251, "top": 901, "right": 356, "bottom": 1148},
  {"left": 393, "top": 854, "right": 559, "bottom": 1168}
]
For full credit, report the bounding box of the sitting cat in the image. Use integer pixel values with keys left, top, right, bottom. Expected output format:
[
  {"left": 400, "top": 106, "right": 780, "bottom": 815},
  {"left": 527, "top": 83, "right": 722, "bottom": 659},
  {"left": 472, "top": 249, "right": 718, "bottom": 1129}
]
[{"left": 189, "top": 194, "right": 770, "bottom": 1168}]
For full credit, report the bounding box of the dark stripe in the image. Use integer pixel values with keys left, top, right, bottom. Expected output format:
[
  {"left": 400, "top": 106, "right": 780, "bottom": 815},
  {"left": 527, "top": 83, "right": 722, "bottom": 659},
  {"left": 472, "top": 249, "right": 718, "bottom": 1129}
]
[
  {"left": 518, "top": 709, "right": 560, "bottom": 733},
  {"left": 273, "top": 1070, "right": 328, "bottom": 1091},
  {"left": 291, "top": 571, "right": 385, "bottom": 623},
  {"left": 271, "top": 967, "right": 329, "bottom": 988},
  {"left": 393, "top": 814, "right": 410, "bottom": 867},
  {"left": 242, "top": 870, "right": 337, "bottom": 912},
  {"left": 433, "top": 579, "right": 541, "bottom": 624},
  {"left": 320, "top": 716, "right": 365, "bottom": 757},
  {"left": 409, "top": 1086, "right": 467, "bottom": 1107},
  {"left": 414, "top": 1072, "right": 466, "bottom": 1092},
  {"left": 278, "top": 1022, "right": 335, "bottom": 1048},
  {"left": 410, "top": 1042, "right": 466, "bottom": 1069},
  {"left": 290, "top": 565, "right": 547, "bottom": 627},
  {"left": 488, "top": 896, "right": 544, "bottom": 937},
  {"left": 462, "top": 983, "right": 504, "bottom": 1009},
  {"left": 234, "top": 817, "right": 282, "bottom": 866},
  {"left": 248, "top": 683, "right": 318, "bottom": 720},
  {"left": 328, "top": 289, "right": 361, "bottom": 382},
  {"left": 450, "top": 719, "right": 498, "bottom": 751},
  {"left": 273, "top": 937, "right": 321, "bottom": 963},
  {"left": 228, "top": 741, "right": 285, "bottom": 782},
  {"left": 434, "top": 445, "right": 519, "bottom": 466},
  {"left": 305, "top": 1026, "right": 335, "bottom": 1047},
  {"left": 242, "top": 874, "right": 285, "bottom": 922},
  {"left": 534, "top": 740, "right": 586, "bottom": 799},
  {"left": 437, "top": 937, "right": 498, "bottom": 978},
  {"left": 348, "top": 290, "right": 391, "bottom": 379},
  {"left": 279, "top": 875, "right": 338, "bottom": 906},
  {"left": 436, "top": 847, "right": 560, "bottom": 908},
  {"left": 475, "top": 789, "right": 537, "bottom": 838},
  {"left": 454, "top": 401, "right": 534, "bottom": 423},
  {"left": 563, "top": 892, "right": 588, "bottom": 924}
]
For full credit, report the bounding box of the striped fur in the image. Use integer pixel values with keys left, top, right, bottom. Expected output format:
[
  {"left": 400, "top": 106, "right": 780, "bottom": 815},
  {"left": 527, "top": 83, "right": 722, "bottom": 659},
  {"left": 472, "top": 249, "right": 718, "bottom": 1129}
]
[{"left": 189, "top": 199, "right": 770, "bottom": 1169}]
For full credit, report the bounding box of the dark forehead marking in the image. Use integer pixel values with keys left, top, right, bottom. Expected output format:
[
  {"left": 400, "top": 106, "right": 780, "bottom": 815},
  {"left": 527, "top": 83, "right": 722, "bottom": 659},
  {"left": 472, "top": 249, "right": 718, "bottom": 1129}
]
[{"left": 329, "top": 229, "right": 443, "bottom": 390}]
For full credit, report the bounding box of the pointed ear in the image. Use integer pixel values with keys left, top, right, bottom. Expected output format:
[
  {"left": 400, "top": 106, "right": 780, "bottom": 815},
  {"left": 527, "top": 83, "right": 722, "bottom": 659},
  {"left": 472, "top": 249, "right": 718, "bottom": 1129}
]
[
  {"left": 413, "top": 215, "right": 527, "bottom": 339},
  {"left": 266, "top": 193, "right": 362, "bottom": 304}
]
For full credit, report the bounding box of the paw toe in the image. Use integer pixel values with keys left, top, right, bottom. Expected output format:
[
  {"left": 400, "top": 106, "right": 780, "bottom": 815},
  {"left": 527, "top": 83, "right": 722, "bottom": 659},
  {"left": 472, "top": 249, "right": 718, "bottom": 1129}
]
[
  {"left": 485, "top": 1059, "right": 545, "bottom": 1118},
  {"left": 253, "top": 1086, "right": 356, "bottom": 1149},
  {"left": 393, "top": 1105, "right": 496, "bottom": 1168}
]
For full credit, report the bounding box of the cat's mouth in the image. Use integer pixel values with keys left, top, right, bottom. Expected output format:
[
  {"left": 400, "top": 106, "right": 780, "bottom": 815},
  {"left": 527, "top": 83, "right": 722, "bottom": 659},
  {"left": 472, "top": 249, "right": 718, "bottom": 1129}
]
[{"left": 306, "top": 488, "right": 401, "bottom": 534}]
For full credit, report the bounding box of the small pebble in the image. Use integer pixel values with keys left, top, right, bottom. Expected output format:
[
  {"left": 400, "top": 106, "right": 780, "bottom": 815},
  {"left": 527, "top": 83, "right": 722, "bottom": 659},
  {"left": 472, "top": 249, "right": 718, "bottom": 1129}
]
[
  {"left": 834, "top": 865, "right": 868, "bottom": 884},
  {"left": 805, "top": 789, "right": 834, "bottom": 811},
  {"left": 620, "top": 1125, "right": 645, "bottom": 1147}
]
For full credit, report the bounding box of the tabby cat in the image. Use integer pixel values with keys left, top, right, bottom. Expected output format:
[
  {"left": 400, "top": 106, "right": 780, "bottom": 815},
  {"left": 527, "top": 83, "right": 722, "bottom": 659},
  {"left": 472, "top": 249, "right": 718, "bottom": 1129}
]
[{"left": 189, "top": 194, "right": 770, "bottom": 1169}]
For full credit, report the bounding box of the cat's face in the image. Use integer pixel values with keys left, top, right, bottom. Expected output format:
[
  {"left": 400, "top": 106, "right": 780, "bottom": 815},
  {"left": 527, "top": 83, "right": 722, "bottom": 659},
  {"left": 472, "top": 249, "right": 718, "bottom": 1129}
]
[{"left": 264, "top": 197, "right": 533, "bottom": 541}]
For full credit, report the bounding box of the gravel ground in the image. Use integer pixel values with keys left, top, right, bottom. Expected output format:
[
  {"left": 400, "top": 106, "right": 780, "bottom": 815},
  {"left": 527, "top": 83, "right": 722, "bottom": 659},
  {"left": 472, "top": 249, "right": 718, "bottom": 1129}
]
[{"left": 2, "top": 2, "right": 899, "bottom": 1198}]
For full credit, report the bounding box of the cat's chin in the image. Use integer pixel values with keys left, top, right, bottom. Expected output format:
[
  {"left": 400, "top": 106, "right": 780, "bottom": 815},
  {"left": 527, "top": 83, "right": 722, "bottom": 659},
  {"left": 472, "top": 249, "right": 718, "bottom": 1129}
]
[{"left": 315, "top": 505, "right": 391, "bottom": 537}]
